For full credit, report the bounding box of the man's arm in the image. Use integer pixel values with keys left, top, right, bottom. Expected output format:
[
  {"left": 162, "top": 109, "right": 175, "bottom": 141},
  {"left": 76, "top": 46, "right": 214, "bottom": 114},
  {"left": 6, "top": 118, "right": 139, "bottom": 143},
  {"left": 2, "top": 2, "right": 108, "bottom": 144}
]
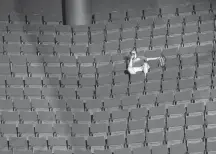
[
  {"left": 139, "top": 56, "right": 160, "bottom": 61},
  {"left": 146, "top": 57, "right": 161, "bottom": 61}
]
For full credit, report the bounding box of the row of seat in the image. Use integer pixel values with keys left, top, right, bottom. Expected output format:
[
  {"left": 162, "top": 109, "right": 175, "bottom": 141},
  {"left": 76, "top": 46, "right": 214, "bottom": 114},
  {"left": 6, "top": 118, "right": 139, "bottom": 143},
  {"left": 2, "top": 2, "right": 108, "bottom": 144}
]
[
  {"left": 0, "top": 13, "right": 62, "bottom": 25},
  {"left": 0, "top": 23, "right": 215, "bottom": 46},
  {"left": 0, "top": 140, "right": 215, "bottom": 154},
  {"left": 0, "top": 63, "right": 214, "bottom": 85},
  {"left": 0, "top": 75, "right": 214, "bottom": 98},
  {"left": 0, "top": 43, "right": 214, "bottom": 64},
  {"left": 0, "top": 84, "right": 214, "bottom": 108},
  {"left": 0, "top": 118, "right": 215, "bottom": 151},
  {"left": 0, "top": 100, "right": 215, "bottom": 122}
]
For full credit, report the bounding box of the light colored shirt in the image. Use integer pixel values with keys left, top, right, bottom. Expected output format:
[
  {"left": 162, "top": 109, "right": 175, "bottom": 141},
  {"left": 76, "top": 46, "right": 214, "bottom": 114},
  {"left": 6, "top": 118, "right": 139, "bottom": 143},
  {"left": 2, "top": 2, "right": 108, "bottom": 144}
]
[{"left": 132, "top": 57, "right": 144, "bottom": 67}]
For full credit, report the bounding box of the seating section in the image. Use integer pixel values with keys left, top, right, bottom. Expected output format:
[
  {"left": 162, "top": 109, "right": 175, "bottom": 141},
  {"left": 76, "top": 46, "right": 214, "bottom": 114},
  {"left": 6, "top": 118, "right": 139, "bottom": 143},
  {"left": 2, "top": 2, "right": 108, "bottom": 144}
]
[{"left": 0, "top": 2, "right": 216, "bottom": 154}]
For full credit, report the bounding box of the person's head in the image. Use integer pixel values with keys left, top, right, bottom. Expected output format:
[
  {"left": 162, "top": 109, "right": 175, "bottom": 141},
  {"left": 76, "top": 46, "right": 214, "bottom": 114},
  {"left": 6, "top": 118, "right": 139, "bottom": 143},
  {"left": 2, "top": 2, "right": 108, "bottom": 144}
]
[{"left": 130, "top": 50, "right": 137, "bottom": 60}]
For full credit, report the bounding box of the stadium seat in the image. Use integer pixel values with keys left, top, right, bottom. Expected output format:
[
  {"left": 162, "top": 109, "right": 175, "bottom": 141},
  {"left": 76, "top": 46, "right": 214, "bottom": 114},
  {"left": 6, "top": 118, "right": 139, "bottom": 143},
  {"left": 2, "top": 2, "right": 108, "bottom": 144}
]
[
  {"left": 166, "top": 128, "right": 184, "bottom": 143},
  {"left": 146, "top": 130, "right": 164, "bottom": 144},
  {"left": 34, "top": 123, "right": 53, "bottom": 136},
  {"left": 169, "top": 143, "right": 186, "bottom": 154},
  {"left": 19, "top": 111, "right": 37, "bottom": 123},
  {"left": 53, "top": 123, "right": 71, "bottom": 136},
  {"left": 38, "top": 111, "right": 55, "bottom": 123},
  {"left": 85, "top": 99, "right": 103, "bottom": 111},
  {"left": 187, "top": 142, "right": 205, "bottom": 154},
  {"left": 47, "top": 136, "right": 67, "bottom": 150},
  {"left": 28, "top": 136, "right": 47, "bottom": 149},
  {"left": 0, "top": 124, "right": 17, "bottom": 136},
  {"left": 185, "top": 127, "right": 204, "bottom": 141},
  {"left": 151, "top": 145, "right": 168, "bottom": 154},
  {"left": 107, "top": 134, "right": 125, "bottom": 148},
  {"left": 6, "top": 77, "right": 24, "bottom": 87},
  {"left": 9, "top": 137, "right": 28, "bottom": 149},
  {"left": 13, "top": 98, "right": 31, "bottom": 111}
]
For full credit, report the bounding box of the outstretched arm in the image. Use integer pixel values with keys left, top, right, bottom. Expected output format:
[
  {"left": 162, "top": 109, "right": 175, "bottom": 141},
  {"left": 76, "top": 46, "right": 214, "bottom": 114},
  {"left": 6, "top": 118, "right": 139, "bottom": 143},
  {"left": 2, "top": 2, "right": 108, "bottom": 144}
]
[
  {"left": 139, "top": 56, "right": 160, "bottom": 61},
  {"left": 146, "top": 57, "right": 161, "bottom": 61}
]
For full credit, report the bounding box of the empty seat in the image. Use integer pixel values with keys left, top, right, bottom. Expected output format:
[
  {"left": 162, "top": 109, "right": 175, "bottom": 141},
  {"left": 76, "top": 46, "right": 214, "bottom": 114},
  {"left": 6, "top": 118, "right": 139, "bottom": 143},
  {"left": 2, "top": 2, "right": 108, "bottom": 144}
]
[
  {"left": 3, "top": 33, "right": 21, "bottom": 44},
  {"left": 61, "top": 66, "right": 79, "bottom": 77},
  {"left": 167, "top": 116, "right": 185, "bottom": 128},
  {"left": 34, "top": 123, "right": 53, "bottom": 137},
  {"left": 13, "top": 99, "right": 31, "bottom": 111},
  {"left": 162, "top": 79, "right": 177, "bottom": 91},
  {"left": 71, "top": 123, "right": 89, "bottom": 136},
  {"left": 44, "top": 66, "right": 62, "bottom": 77},
  {"left": 79, "top": 76, "right": 96, "bottom": 87},
  {"left": 60, "top": 77, "right": 78, "bottom": 87},
  {"left": 162, "top": 67, "right": 179, "bottom": 80},
  {"left": 103, "top": 98, "right": 121, "bottom": 110},
  {"left": 47, "top": 136, "right": 67, "bottom": 149},
  {"left": 90, "top": 123, "right": 108, "bottom": 135},
  {"left": 24, "top": 77, "right": 42, "bottom": 87},
  {"left": 0, "top": 124, "right": 17, "bottom": 136},
  {"left": 139, "top": 93, "right": 157, "bottom": 106},
  {"left": 107, "top": 134, "right": 125, "bottom": 148},
  {"left": 133, "top": 146, "right": 151, "bottom": 154},
  {"left": 74, "top": 111, "right": 91, "bottom": 123},
  {"left": 93, "top": 110, "right": 110, "bottom": 123},
  {"left": 9, "top": 137, "right": 28, "bottom": 149},
  {"left": 31, "top": 99, "right": 49, "bottom": 111},
  {"left": 37, "top": 45, "right": 55, "bottom": 55},
  {"left": 38, "top": 111, "right": 55, "bottom": 123},
  {"left": 71, "top": 45, "right": 87, "bottom": 55},
  {"left": 166, "top": 128, "right": 184, "bottom": 143},
  {"left": 157, "top": 91, "right": 174, "bottom": 104},
  {"left": 0, "top": 99, "right": 13, "bottom": 111},
  {"left": 96, "top": 85, "right": 111, "bottom": 98},
  {"left": 128, "top": 119, "right": 146, "bottom": 133},
  {"left": 170, "top": 143, "right": 186, "bottom": 154},
  {"left": 87, "top": 135, "right": 106, "bottom": 147},
  {"left": 67, "top": 99, "right": 84, "bottom": 111},
  {"left": 19, "top": 111, "right": 37, "bottom": 123},
  {"left": 11, "top": 65, "right": 27, "bottom": 77},
  {"left": 53, "top": 123, "right": 71, "bottom": 136},
  {"left": 186, "top": 114, "right": 204, "bottom": 126},
  {"left": 28, "top": 136, "right": 47, "bottom": 149},
  {"left": 112, "top": 83, "right": 128, "bottom": 97},
  {"left": 180, "top": 66, "right": 195, "bottom": 78},
  {"left": 54, "top": 45, "right": 71, "bottom": 55},
  {"left": 168, "top": 104, "right": 185, "bottom": 116},
  {"left": 6, "top": 77, "right": 23, "bottom": 87},
  {"left": 130, "top": 107, "right": 147, "bottom": 120},
  {"left": 129, "top": 82, "right": 144, "bottom": 95},
  {"left": 187, "top": 142, "right": 205, "bottom": 154},
  {"left": 4, "top": 44, "right": 21, "bottom": 54},
  {"left": 59, "top": 87, "right": 76, "bottom": 98},
  {"left": 175, "top": 89, "right": 193, "bottom": 103},
  {"left": 38, "top": 34, "right": 55, "bottom": 44},
  {"left": 109, "top": 121, "right": 127, "bottom": 134},
  {"left": 145, "top": 80, "right": 161, "bottom": 93},
  {"left": 178, "top": 78, "right": 194, "bottom": 90},
  {"left": 27, "top": 66, "right": 45, "bottom": 77},
  {"left": 76, "top": 87, "right": 95, "bottom": 99},
  {"left": 151, "top": 145, "right": 168, "bottom": 154},
  {"left": 185, "top": 127, "right": 204, "bottom": 141},
  {"left": 146, "top": 130, "right": 164, "bottom": 144}
]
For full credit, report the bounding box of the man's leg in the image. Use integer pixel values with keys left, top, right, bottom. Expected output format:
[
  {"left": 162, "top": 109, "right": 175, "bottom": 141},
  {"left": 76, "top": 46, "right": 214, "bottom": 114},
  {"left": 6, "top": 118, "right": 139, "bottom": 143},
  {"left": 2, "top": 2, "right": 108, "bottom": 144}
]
[
  {"left": 128, "top": 67, "right": 143, "bottom": 75},
  {"left": 142, "top": 62, "right": 150, "bottom": 77}
]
